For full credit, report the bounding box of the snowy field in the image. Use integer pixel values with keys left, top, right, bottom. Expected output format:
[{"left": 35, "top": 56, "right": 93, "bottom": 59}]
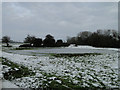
[{"left": 1, "top": 44, "right": 119, "bottom": 89}]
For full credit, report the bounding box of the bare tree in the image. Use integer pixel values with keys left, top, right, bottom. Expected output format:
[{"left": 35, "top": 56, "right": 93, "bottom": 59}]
[
  {"left": 77, "top": 31, "right": 92, "bottom": 40},
  {"left": 2, "top": 36, "right": 11, "bottom": 46},
  {"left": 104, "top": 29, "right": 111, "bottom": 36},
  {"left": 97, "top": 29, "right": 103, "bottom": 35},
  {"left": 112, "top": 30, "right": 118, "bottom": 39}
]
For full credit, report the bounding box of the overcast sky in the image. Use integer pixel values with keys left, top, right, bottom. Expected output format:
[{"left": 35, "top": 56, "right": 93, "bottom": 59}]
[{"left": 2, "top": 2, "right": 118, "bottom": 42}]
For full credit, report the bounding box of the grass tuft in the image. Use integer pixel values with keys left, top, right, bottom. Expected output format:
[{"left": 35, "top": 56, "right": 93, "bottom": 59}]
[{"left": 1, "top": 57, "right": 35, "bottom": 80}]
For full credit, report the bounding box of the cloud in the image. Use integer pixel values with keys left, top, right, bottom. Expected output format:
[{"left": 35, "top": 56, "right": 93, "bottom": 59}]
[{"left": 2, "top": 2, "right": 118, "bottom": 41}]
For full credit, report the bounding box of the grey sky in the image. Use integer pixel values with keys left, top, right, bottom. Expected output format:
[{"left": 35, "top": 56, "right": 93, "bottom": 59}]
[{"left": 2, "top": 2, "right": 118, "bottom": 41}]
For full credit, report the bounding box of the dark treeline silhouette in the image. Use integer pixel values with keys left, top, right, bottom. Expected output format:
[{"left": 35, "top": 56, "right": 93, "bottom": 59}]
[
  {"left": 67, "top": 29, "right": 120, "bottom": 48},
  {"left": 2, "top": 29, "right": 120, "bottom": 48},
  {"left": 19, "top": 34, "right": 69, "bottom": 47}
]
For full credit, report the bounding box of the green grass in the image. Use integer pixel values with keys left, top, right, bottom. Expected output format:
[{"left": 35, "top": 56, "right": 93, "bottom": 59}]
[
  {"left": 51, "top": 53, "right": 101, "bottom": 58},
  {"left": 36, "top": 72, "right": 107, "bottom": 90},
  {"left": 13, "top": 47, "right": 34, "bottom": 50},
  {"left": 2, "top": 45, "right": 12, "bottom": 47},
  {"left": 1, "top": 57, "right": 35, "bottom": 80},
  {"left": 1, "top": 52, "right": 118, "bottom": 89}
]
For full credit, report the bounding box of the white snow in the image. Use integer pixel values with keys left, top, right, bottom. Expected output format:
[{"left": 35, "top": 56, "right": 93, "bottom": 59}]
[
  {"left": 67, "top": 45, "right": 118, "bottom": 51},
  {"left": 2, "top": 80, "right": 20, "bottom": 88},
  {"left": 56, "top": 80, "right": 62, "bottom": 83},
  {"left": 1, "top": 48, "right": 119, "bottom": 88}
]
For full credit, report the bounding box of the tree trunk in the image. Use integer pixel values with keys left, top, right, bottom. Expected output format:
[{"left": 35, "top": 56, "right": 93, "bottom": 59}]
[{"left": 6, "top": 43, "right": 9, "bottom": 47}]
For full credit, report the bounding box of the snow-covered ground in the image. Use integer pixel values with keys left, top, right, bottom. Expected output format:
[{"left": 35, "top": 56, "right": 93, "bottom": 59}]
[
  {"left": 2, "top": 80, "right": 20, "bottom": 88},
  {"left": 67, "top": 44, "right": 119, "bottom": 51},
  {"left": 2, "top": 51, "right": 119, "bottom": 88}
]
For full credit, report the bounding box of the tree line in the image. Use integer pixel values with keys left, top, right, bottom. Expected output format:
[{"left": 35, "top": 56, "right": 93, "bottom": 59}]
[
  {"left": 67, "top": 29, "right": 120, "bottom": 48},
  {"left": 21, "top": 34, "right": 69, "bottom": 47},
  {"left": 2, "top": 29, "right": 120, "bottom": 48},
  {"left": 2, "top": 34, "right": 69, "bottom": 47}
]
